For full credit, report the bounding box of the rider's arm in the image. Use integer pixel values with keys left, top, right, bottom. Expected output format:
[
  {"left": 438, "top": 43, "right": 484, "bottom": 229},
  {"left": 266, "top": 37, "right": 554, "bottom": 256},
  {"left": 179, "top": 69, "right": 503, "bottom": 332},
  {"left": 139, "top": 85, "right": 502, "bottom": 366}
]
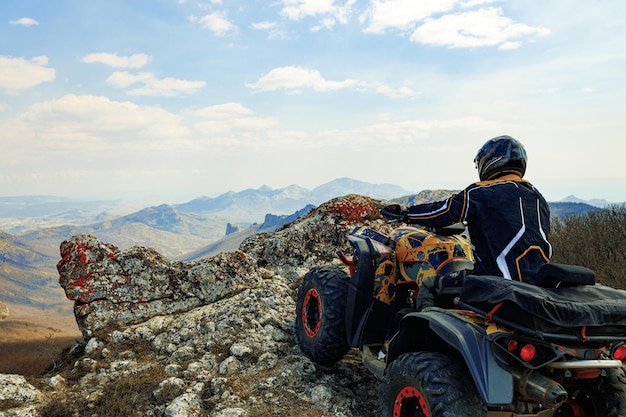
[{"left": 406, "top": 190, "right": 468, "bottom": 228}]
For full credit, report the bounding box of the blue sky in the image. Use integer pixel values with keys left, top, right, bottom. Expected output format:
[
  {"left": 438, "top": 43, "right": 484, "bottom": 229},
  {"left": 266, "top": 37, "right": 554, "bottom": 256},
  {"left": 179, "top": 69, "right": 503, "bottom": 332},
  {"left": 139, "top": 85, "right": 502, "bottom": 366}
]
[{"left": 1, "top": 0, "right": 625, "bottom": 203}]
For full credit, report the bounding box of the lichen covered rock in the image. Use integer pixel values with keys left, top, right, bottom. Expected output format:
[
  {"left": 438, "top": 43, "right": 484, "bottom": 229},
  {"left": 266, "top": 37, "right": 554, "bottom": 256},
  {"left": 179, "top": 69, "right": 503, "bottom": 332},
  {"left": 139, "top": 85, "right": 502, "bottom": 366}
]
[{"left": 57, "top": 237, "right": 262, "bottom": 338}]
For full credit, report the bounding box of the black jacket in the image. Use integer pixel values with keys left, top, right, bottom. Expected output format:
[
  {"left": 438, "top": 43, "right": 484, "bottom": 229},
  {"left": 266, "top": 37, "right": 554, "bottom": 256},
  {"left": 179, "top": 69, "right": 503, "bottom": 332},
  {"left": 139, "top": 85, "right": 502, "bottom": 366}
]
[{"left": 406, "top": 174, "right": 551, "bottom": 283}]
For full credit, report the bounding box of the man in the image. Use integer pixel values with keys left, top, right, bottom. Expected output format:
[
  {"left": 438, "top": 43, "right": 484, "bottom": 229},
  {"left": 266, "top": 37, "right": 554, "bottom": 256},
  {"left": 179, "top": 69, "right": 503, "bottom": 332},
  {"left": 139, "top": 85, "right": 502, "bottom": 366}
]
[{"left": 384, "top": 135, "right": 551, "bottom": 292}]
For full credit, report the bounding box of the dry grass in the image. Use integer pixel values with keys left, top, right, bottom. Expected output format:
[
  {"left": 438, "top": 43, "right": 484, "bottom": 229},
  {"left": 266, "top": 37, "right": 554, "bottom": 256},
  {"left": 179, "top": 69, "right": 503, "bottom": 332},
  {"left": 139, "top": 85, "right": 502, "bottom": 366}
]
[
  {"left": 551, "top": 204, "right": 626, "bottom": 289},
  {"left": 37, "top": 366, "right": 169, "bottom": 417},
  {"left": 0, "top": 334, "right": 79, "bottom": 376},
  {"left": 0, "top": 299, "right": 81, "bottom": 376},
  {"left": 36, "top": 333, "right": 168, "bottom": 417}
]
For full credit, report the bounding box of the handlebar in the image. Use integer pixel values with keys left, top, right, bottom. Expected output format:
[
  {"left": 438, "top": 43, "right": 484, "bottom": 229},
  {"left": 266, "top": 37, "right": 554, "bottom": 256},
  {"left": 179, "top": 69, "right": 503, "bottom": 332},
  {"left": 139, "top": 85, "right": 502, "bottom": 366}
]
[{"left": 380, "top": 205, "right": 467, "bottom": 236}]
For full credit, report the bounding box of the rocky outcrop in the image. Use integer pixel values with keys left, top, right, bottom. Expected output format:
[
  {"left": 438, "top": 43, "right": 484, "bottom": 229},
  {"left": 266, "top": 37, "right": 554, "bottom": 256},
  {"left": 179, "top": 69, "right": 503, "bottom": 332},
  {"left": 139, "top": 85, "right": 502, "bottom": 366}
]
[
  {"left": 0, "top": 195, "right": 387, "bottom": 417},
  {"left": 241, "top": 195, "right": 385, "bottom": 278},
  {"left": 258, "top": 204, "right": 315, "bottom": 230},
  {"left": 57, "top": 234, "right": 261, "bottom": 339},
  {"left": 225, "top": 223, "right": 241, "bottom": 236}
]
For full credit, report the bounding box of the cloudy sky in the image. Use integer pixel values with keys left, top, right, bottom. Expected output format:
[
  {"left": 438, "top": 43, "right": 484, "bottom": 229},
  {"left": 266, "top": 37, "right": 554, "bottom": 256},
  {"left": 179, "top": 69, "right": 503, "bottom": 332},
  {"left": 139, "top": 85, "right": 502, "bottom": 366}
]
[{"left": 1, "top": 0, "right": 625, "bottom": 204}]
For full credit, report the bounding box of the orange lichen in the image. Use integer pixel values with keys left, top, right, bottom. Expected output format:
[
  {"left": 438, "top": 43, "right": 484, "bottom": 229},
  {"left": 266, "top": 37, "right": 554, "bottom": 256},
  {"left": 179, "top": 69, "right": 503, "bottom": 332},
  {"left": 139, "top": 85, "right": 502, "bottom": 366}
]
[{"left": 326, "top": 195, "right": 380, "bottom": 225}]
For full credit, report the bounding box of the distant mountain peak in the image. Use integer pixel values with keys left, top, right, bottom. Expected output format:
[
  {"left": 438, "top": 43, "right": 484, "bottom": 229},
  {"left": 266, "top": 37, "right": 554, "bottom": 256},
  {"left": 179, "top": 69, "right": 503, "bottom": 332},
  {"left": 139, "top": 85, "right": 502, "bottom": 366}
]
[
  {"left": 560, "top": 195, "right": 583, "bottom": 203},
  {"left": 558, "top": 195, "right": 611, "bottom": 208}
]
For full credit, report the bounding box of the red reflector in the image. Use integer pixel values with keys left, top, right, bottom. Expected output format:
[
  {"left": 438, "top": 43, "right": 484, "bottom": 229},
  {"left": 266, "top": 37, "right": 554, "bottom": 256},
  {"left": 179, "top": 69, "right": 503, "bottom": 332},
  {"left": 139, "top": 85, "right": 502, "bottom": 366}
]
[
  {"left": 507, "top": 340, "right": 519, "bottom": 353},
  {"left": 519, "top": 344, "right": 537, "bottom": 362},
  {"left": 614, "top": 346, "right": 626, "bottom": 361},
  {"left": 574, "top": 368, "right": 602, "bottom": 379}
]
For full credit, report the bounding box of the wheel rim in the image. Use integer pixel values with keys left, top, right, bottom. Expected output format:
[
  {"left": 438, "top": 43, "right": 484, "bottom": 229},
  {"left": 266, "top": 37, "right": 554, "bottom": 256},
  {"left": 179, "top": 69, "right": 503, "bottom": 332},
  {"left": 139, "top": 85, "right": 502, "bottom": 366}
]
[
  {"left": 302, "top": 288, "right": 322, "bottom": 337},
  {"left": 558, "top": 399, "right": 587, "bottom": 417},
  {"left": 561, "top": 389, "right": 595, "bottom": 417},
  {"left": 393, "top": 386, "right": 431, "bottom": 417}
]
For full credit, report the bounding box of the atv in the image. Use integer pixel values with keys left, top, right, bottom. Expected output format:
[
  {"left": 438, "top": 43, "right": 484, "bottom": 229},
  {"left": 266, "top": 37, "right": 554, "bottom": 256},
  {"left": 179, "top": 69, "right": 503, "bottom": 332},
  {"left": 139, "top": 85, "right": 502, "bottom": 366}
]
[{"left": 294, "top": 209, "right": 626, "bottom": 417}]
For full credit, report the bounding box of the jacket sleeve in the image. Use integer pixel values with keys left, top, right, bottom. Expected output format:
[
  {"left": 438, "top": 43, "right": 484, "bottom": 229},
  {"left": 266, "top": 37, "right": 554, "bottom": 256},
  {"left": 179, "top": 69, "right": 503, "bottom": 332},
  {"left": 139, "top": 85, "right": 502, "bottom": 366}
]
[{"left": 405, "top": 190, "right": 468, "bottom": 228}]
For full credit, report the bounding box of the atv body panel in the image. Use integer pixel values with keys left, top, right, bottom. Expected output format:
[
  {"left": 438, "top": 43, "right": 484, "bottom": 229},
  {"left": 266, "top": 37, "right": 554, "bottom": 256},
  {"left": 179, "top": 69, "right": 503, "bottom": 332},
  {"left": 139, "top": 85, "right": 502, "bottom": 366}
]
[
  {"left": 388, "top": 308, "right": 513, "bottom": 406},
  {"left": 345, "top": 232, "right": 379, "bottom": 347}
]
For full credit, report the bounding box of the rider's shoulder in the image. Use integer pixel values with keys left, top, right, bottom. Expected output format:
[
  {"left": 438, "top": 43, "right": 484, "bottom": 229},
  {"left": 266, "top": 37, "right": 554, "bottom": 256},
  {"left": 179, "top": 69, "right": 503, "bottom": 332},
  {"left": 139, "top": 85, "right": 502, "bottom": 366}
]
[{"left": 472, "top": 173, "right": 528, "bottom": 188}]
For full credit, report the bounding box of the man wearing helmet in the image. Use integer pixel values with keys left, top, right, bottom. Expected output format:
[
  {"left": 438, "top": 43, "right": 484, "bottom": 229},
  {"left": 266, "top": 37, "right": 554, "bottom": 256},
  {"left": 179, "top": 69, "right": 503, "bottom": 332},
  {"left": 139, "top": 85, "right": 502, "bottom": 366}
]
[{"left": 384, "top": 135, "right": 552, "bottom": 285}]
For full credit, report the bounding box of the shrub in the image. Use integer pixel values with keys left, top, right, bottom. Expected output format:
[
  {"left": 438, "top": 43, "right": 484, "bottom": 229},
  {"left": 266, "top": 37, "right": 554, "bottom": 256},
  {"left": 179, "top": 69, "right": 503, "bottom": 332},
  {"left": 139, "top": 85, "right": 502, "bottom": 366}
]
[{"left": 550, "top": 204, "right": 626, "bottom": 289}]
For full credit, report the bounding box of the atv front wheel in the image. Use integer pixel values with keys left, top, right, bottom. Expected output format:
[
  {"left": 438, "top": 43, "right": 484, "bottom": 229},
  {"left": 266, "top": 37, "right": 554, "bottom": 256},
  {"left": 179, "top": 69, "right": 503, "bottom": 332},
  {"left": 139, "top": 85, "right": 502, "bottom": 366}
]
[
  {"left": 295, "top": 266, "right": 351, "bottom": 366},
  {"left": 377, "top": 351, "right": 487, "bottom": 417}
]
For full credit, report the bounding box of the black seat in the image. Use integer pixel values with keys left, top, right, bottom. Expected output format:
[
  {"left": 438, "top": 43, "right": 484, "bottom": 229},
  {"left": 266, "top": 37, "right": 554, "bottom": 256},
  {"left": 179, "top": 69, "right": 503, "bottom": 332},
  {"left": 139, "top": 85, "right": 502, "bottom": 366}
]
[{"left": 536, "top": 263, "right": 596, "bottom": 288}]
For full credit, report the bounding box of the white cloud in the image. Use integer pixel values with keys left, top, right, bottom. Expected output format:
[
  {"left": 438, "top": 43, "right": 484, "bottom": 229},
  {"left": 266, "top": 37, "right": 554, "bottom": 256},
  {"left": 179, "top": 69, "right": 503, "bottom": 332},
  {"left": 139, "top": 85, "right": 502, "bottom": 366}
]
[
  {"left": 192, "top": 117, "right": 280, "bottom": 142},
  {"left": 106, "top": 71, "right": 154, "bottom": 88},
  {"left": 360, "top": 2, "right": 548, "bottom": 51},
  {"left": 322, "top": 116, "right": 503, "bottom": 148},
  {"left": 246, "top": 66, "right": 357, "bottom": 92},
  {"left": 193, "top": 102, "right": 255, "bottom": 119},
  {"left": 247, "top": 66, "right": 420, "bottom": 98},
  {"left": 374, "top": 83, "right": 420, "bottom": 99},
  {"left": 280, "top": 0, "right": 355, "bottom": 29},
  {"left": 252, "top": 21, "right": 278, "bottom": 30},
  {"left": 360, "top": 0, "right": 457, "bottom": 33},
  {"left": 189, "top": 102, "right": 282, "bottom": 148},
  {"left": 7, "top": 94, "right": 188, "bottom": 151},
  {"left": 459, "top": 0, "right": 497, "bottom": 7},
  {"left": 82, "top": 53, "right": 151, "bottom": 68},
  {"left": 128, "top": 78, "right": 206, "bottom": 97},
  {"left": 189, "top": 12, "right": 237, "bottom": 35},
  {"left": 9, "top": 17, "right": 39, "bottom": 26},
  {"left": 498, "top": 41, "right": 522, "bottom": 51},
  {"left": 411, "top": 7, "right": 551, "bottom": 49},
  {"left": 0, "top": 55, "right": 55, "bottom": 93},
  {"left": 106, "top": 71, "right": 206, "bottom": 97},
  {"left": 268, "top": 29, "right": 294, "bottom": 40},
  {"left": 281, "top": 0, "right": 335, "bottom": 20},
  {"left": 311, "top": 17, "right": 337, "bottom": 31},
  {"left": 252, "top": 21, "right": 292, "bottom": 39}
]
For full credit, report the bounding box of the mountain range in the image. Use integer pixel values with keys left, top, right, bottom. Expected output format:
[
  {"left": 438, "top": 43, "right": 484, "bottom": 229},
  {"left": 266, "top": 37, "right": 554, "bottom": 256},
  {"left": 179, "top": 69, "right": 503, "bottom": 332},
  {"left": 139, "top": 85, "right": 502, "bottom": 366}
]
[{"left": 0, "top": 176, "right": 616, "bottom": 335}]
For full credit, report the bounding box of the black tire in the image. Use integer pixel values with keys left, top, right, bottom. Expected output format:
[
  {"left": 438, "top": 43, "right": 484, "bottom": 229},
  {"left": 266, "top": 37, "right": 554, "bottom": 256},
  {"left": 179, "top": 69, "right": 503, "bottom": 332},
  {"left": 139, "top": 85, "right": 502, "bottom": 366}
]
[
  {"left": 295, "top": 266, "right": 351, "bottom": 366},
  {"left": 599, "top": 367, "right": 626, "bottom": 417},
  {"left": 558, "top": 367, "right": 626, "bottom": 417},
  {"left": 377, "top": 351, "right": 487, "bottom": 417}
]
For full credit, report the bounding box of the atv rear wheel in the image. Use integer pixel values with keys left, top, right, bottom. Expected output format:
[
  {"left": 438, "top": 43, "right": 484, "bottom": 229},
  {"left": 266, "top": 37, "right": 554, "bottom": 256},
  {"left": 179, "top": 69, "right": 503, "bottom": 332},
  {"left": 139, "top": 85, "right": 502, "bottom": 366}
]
[
  {"left": 557, "top": 367, "right": 626, "bottom": 417},
  {"left": 377, "top": 351, "right": 487, "bottom": 417},
  {"left": 295, "top": 266, "right": 351, "bottom": 366}
]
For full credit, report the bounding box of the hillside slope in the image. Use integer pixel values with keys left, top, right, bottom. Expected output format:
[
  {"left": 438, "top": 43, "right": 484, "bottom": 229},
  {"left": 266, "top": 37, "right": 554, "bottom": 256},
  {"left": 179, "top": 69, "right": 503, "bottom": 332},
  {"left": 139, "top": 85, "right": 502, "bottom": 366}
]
[
  {"left": 0, "top": 231, "right": 78, "bottom": 343},
  {"left": 0, "top": 231, "right": 60, "bottom": 308},
  {"left": 20, "top": 204, "right": 227, "bottom": 258},
  {"left": 180, "top": 204, "right": 316, "bottom": 261}
]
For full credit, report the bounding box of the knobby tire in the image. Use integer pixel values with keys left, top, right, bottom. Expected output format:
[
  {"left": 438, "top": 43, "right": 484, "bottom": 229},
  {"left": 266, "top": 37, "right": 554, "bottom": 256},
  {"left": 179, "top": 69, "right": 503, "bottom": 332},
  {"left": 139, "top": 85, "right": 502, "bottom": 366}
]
[
  {"left": 377, "top": 351, "right": 487, "bottom": 417},
  {"left": 295, "top": 266, "right": 351, "bottom": 366}
]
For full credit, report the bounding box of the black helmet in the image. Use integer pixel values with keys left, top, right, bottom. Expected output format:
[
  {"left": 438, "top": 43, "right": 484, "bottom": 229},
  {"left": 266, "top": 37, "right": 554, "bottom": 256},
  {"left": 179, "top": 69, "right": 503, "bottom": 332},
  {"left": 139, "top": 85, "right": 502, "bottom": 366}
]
[{"left": 474, "top": 135, "right": 527, "bottom": 181}]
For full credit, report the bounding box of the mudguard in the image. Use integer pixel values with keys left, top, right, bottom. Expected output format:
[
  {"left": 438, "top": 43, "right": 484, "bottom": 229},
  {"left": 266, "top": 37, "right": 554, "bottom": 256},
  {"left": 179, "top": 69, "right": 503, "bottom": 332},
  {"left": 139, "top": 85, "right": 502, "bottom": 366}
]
[
  {"left": 387, "top": 309, "right": 513, "bottom": 406},
  {"left": 345, "top": 235, "right": 375, "bottom": 347}
]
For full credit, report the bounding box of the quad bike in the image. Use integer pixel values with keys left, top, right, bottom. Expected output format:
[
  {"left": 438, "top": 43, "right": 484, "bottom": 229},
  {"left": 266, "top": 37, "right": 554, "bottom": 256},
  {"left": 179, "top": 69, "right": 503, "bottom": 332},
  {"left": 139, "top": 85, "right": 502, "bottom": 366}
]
[{"left": 295, "top": 209, "right": 626, "bottom": 417}]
